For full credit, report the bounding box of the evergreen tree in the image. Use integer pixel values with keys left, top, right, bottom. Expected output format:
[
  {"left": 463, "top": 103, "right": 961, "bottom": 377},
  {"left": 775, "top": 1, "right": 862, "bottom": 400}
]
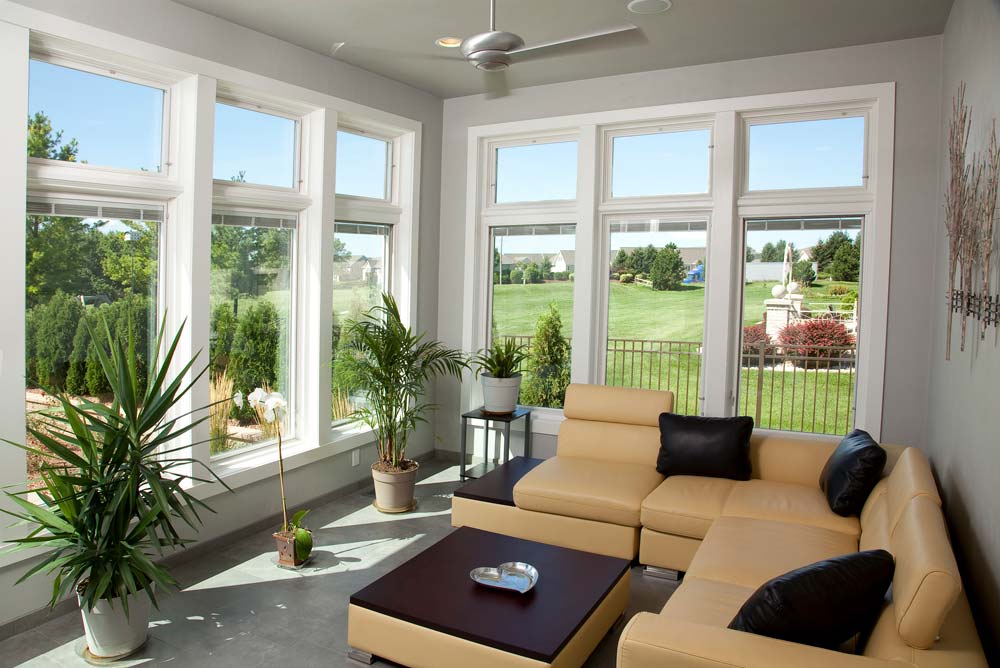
[
  {"left": 830, "top": 242, "right": 861, "bottom": 281},
  {"left": 650, "top": 244, "right": 686, "bottom": 291},
  {"left": 792, "top": 259, "right": 817, "bottom": 287},
  {"left": 746, "top": 246, "right": 756, "bottom": 262},
  {"left": 520, "top": 304, "right": 571, "bottom": 408}
]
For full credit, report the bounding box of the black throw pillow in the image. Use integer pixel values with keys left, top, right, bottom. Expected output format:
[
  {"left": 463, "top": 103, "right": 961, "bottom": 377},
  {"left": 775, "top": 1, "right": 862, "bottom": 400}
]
[
  {"left": 819, "top": 429, "right": 887, "bottom": 517},
  {"left": 656, "top": 413, "right": 753, "bottom": 480},
  {"left": 728, "top": 549, "right": 894, "bottom": 649}
]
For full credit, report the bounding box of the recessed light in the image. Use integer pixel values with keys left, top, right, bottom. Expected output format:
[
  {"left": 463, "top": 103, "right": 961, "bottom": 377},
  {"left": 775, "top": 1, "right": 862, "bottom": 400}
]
[
  {"left": 626, "top": 0, "right": 672, "bottom": 14},
  {"left": 435, "top": 37, "right": 463, "bottom": 48}
]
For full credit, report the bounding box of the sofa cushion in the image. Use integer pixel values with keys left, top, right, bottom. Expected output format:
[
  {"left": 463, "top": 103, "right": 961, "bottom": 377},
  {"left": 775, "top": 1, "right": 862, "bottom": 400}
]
[
  {"left": 723, "top": 479, "right": 861, "bottom": 538},
  {"left": 819, "top": 429, "right": 887, "bottom": 517},
  {"left": 512, "top": 456, "right": 663, "bottom": 527},
  {"left": 687, "top": 516, "right": 858, "bottom": 589},
  {"left": 885, "top": 447, "right": 941, "bottom": 531},
  {"left": 641, "top": 476, "right": 736, "bottom": 539},
  {"left": 656, "top": 413, "right": 754, "bottom": 480},
  {"left": 728, "top": 549, "right": 894, "bottom": 649},
  {"left": 562, "top": 383, "right": 673, "bottom": 426},
  {"left": 660, "top": 576, "right": 756, "bottom": 627}
]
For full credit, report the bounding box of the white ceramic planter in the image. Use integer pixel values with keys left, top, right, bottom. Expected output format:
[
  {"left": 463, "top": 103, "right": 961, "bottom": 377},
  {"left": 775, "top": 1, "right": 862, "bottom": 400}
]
[
  {"left": 371, "top": 462, "right": 420, "bottom": 512},
  {"left": 79, "top": 590, "right": 151, "bottom": 659},
  {"left": 481, "top": 373, "right": 522, "bottom": 414}
]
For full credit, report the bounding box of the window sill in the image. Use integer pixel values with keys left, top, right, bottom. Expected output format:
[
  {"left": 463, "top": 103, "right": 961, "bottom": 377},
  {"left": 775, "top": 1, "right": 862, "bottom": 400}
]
[{"left": 189, "top": 424, "right": 377, "bottom": 501}]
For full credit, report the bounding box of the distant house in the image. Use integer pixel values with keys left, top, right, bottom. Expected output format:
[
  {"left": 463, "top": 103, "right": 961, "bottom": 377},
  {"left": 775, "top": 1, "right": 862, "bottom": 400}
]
[
  {"left": 551, "top": 250, "right": 575, "bottom": 273},
  {"left": 798, "top": 246, "right": 815, "bottom": 262},
  {"left": 500, "top": 253, "right": 547, "bottom": 270},
  {"left": 335, "top": 256, "right": 383, "bottom": 283}
]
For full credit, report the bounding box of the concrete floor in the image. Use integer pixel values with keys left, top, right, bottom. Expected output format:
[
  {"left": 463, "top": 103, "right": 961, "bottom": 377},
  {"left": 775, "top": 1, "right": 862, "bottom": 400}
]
[{"left": 0, "top": 457, "right": 677, "bottom": 667}]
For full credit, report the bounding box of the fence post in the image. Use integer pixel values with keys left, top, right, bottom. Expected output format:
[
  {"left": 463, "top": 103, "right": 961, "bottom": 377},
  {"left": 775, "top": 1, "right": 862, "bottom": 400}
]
[{"left": 755, "top": 342, "right": 765, "bottom": 425}]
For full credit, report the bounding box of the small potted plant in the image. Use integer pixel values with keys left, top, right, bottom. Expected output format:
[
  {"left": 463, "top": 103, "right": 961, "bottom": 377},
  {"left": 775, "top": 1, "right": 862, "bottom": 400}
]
[
  {"left": 472, "top": 338, "right": 529, "bottom": 414},
  {"left": 241, "top": 388, "right": 313, "bottom": 567},
  {"left": 2, "top": 318, "right": 228, "bottom": 660},
  {"left": 341, "top": 294, "right": 466, "bottom": 513}
]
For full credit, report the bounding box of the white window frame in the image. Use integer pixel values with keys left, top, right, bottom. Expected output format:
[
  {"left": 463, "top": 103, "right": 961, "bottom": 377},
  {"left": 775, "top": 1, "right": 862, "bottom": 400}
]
[
  {"left": 212, "top": 97, "right": 303, "bottom": 193},
  {"left": 462, "top": 84, "right": 894, "bottom": 440},
  {"left": 487, "top": 131, "right": 581, "bottom": 209},
  {"left": 0, "top": 7, "right": 425, "bottom": 574}
]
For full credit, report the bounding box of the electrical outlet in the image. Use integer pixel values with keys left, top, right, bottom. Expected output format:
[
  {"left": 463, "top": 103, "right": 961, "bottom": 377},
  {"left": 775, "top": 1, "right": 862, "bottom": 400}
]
[{"left": 351, "top": 449, "right": 360, "bottom": 467}]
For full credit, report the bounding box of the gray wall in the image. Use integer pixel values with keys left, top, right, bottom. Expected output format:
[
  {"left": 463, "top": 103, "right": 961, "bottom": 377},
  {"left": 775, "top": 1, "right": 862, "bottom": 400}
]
[
  {"left": 1, "top": 0, "right": 444, "bottom": 627},
  {"left": 928, "top": 0, "right": 1000, "bottom": 657},
  {"left": 436, "top": 36, "right": 945, "bottom": 455}
]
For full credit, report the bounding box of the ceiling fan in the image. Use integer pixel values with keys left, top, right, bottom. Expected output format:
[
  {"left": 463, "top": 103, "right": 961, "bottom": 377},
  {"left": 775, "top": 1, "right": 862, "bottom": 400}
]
[{"left": 453, "top": 0, "right": 641, "bottom": 95}]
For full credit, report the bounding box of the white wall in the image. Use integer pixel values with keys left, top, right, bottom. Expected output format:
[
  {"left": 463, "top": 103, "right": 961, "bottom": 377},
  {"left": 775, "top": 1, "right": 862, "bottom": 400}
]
[
  {"left": 0, "top": 0, "right": 446, "bottom": 628},
  {"left": 437, "top": 36, "right": 945, "bottom": 455},
  {"left": 927, "top": 0, "right": 1000, "bottom": 658}
]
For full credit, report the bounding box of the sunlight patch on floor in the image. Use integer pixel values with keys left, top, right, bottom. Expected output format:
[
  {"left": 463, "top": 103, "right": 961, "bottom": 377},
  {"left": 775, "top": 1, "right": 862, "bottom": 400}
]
[
  {"left": 181, "top": 535, "right": 425, "bottom": 592},
  {"left": 415, "top": 465, "right": 463, "bottom": 485},
  {"left": 321, "top": 499, "right": 452, "bottom": 529}
]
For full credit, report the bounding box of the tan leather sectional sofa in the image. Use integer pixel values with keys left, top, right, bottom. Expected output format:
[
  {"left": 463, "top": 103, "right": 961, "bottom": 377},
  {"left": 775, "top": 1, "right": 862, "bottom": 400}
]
[{"left": 451, "top": 384, "right": 988, "bottom": 667}]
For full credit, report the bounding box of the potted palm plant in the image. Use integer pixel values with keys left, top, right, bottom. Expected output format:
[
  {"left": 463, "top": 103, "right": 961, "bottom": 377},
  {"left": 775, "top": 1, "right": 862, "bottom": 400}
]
[
  {"left": 472, "top": 338, "right": 529, "bottom": 414},
  {"left": 2, "top": 318, "right": 228, "bottom": 660},
  {"left": 341, "top": 293, "right": 466, "bottom": 513}
]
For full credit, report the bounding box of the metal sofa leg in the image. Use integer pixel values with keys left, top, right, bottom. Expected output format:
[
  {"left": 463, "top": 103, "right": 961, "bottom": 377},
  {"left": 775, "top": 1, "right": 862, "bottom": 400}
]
[{"left": 643, "top": 566, "right": 682, "bottom": 581}]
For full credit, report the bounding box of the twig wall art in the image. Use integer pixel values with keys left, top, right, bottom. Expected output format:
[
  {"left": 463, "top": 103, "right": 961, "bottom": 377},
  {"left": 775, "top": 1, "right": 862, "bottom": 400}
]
[{"left": 945, "top": 83, "right": 1000, "bottom": 360}]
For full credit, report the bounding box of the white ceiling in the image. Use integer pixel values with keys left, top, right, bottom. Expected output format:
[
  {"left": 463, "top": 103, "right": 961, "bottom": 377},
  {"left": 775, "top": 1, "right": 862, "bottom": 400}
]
[{"left": 173, "top": 0, "right": 954, "bottom": 98}]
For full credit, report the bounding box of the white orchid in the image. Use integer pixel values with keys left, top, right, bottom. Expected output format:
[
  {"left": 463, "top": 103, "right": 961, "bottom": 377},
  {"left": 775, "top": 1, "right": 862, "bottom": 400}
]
[
  {"left": 262, "top": 392, "right": 287, "bottom": 424},
  {"left": 233, "top": 391, "right": 244, "bottom": 409},
  {"left": 247, "top": 387, "right": 268, "bottom": 409}
]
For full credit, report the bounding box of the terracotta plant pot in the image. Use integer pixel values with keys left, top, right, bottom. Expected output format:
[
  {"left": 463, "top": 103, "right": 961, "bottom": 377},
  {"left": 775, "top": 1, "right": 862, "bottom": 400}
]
[
  {"left": 371, "top": 461, "right": 419, "bottom": 513},
  {"left": 273, "top": 529, "right": 312, "bottom": 567},
  {"left": 79, "top": 589, "right": 151, "bottom": 659}
]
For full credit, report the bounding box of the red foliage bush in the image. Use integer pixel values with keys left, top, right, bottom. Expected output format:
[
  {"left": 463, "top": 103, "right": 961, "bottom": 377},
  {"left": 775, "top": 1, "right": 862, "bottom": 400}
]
[
  {"left": 778, "top": 318, "right": 855, "bottom": 367},
  {"left": 741, "top": 324, "right": 774, "bottom": 358}
]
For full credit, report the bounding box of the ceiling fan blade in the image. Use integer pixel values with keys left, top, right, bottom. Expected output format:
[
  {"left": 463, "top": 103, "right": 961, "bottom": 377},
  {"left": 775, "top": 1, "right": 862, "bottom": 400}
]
[
  {"left": 483, "top": 69, "right": 511, "bottom": 99},
  {"left": 509, "top": 24, "right": 642, "bottom": 62}
]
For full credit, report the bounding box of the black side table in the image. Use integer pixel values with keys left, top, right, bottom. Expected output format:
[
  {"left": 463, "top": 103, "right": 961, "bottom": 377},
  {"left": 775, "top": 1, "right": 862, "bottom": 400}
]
[{"left": 459, "top": 407, "right": 532, "bottom": 480}]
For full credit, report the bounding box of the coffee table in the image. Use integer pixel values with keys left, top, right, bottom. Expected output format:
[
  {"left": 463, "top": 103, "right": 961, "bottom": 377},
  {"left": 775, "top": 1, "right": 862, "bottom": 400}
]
[{"left": 347, "top": 527, "right": 631, "bottom": 667}]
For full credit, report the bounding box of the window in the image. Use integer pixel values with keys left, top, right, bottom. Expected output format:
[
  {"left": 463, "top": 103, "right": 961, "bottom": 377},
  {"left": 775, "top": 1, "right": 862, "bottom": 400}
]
[
  {"left": 490, "top": 224, "right": 576, "bottom": 409},
  {"left": 331, "top": 222, "right": 391, "bottom": 422},
  {"left": 737, "top": 217, "right": 863, "bottom": 434},
  {"left": 494, "top": 141, "right": 578, "bottom": 204},
  {"left": 28, "top": 59, "right": 164, "bottom": 172},
  {"left": 611, "top": 128, "right": 711, "bottom": 198},
  {"left": 209, "top": 212, "right": 296, "bottom": 455},
  {"left": 213, "top": 102, "right": 297, "bottom": 188},
  {"left": 747, "top": 116, "right": 865, "bottom": 191},
  {"left": 24, "top": 200, "right": 161, "bottom": 489},
  {"left": 336, "top": 130, "right": 390, "bottom": 200},
  {"left": 605, "top": 218, "right": 707, "bottom": 415}
]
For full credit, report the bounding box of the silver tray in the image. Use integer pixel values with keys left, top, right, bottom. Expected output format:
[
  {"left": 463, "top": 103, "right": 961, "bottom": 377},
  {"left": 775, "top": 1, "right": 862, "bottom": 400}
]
[{"left": 470, "top": 562, "right": 539, "bottom": 594}]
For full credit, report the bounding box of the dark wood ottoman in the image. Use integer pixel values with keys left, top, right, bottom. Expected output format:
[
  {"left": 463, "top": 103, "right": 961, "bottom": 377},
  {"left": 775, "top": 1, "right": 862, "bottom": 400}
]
[{"left": 348, "top": 527, "right": 630, "bottom": 667}]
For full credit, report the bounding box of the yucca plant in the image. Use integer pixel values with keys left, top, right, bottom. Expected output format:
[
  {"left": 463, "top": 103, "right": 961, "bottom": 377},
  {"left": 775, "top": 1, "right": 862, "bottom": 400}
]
[
  {"left": 341, "top": 293, "right": 467, "bottom": 470},
  {"left": 472, "top": 338, "right": 529, "bottom": 379},
  {"left": 2, "top": 316, "right": 228, "bottom": 616}
]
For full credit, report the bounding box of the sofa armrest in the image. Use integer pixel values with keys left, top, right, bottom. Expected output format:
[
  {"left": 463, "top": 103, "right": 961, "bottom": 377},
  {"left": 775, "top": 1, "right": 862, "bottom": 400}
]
[{"left": 617, "top": 613, "right": 911, "bottom": 668}]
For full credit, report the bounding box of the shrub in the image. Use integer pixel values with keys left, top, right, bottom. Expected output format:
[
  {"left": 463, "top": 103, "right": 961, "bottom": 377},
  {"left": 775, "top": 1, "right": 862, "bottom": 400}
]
[
  {"left": 210, "top": 303, "right": 239, "bottom": 375},
  {"left": 778, "top": 319, "right": 855, "bottom": 367},
  {"left": 568, "top": 273, "right": 575, "bottom": 282},
  {"left": 619, "top": 273, "right": 634, "bottom": 284},
  {"left": 509, "top": 268, "right": 524, "bottom": 284},
  {"left": 523, "top": 263, "right": 543, "bottom": 284},
  {"left": 792, "top": 260, "right": 816, "bottom": 287},
  {"left": 650, "top": 244, "right": 686, "bottom": 291},
  {"left": 830, "top": 243, "right": 860, "bottom": 281},
  {"left": 741, "top": 324, "right": 774, "bottom": 360},
  {"left": 635, "top": 273, "right": 647, "bottom": 281},
  {"left": 80, "top": 295, "right": 152, "bottom": 396},
  {"left": 66, "top": 310, "right": 97, "bottom": 395},
  {"left": 553, "top": 271, "right": 570, "bottom": 281},
  {"left": 610, "top": 272, "right": 620, "bottom": 281},
  {"left": 229, "top": 300, "right": 281, "bottom": 421},
  {"left": 32, "top": 291, "right": 84, "bottom": 389},
  {"left": 519, "top": 304, "right": 571, "bottom": 408},
  {"left": 840, "top": 291, "right": 859, "bottom": 306},
  {"left": 827, "top": 285, "right": 850, "bottom": 296},
  {"left": 24, "top": 306, "right": 38, "bottom": 387}
]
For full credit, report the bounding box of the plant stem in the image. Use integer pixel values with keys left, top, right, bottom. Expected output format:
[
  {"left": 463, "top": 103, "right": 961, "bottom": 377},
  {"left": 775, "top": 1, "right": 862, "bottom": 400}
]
[{"left": 277, "top": 428, "right": 288, "bottom": 532}]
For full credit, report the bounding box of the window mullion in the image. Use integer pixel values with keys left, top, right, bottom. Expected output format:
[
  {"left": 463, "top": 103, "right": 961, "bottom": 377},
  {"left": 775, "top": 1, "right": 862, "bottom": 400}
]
[
  {"left": 571, "top": 125, "right": 600, "bottom": 384},
  {"left": 703, "top": 111, "right": 740, "bottom": 417}
]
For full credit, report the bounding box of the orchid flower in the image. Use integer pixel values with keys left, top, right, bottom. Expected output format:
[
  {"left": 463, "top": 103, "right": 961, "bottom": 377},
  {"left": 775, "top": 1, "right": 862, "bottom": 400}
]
[
  {"left": 263, "top": 392, "right": 287, "bottom": 424},
  {"left": 233, "top": 391, "right": 244, "bottom": 409},
  {"left": 247, "top": 387, "right": 267, "bottom": 409}
]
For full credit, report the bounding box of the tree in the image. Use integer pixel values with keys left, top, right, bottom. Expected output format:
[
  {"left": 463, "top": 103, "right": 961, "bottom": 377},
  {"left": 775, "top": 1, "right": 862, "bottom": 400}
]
[
  {"left": 228, "top": 301, "right": 281, "bottom": 421},
  {"left": 540, "top": 256, "right": 553, "bottom": 280},
  {"left": 27, "top": 112, "right": 78, "bottom": 161},
  {"left": 98, "top": 222, "right": 158, "bottom": 298},
  {"left": 630, "top": 245, "right": 658, "bottom": 275},
  {"left": 523, "top": 262, "right": 543, "bottom": 284},
  {"left": 830, "top": 242, "right": 861, "bottom": 281},
  {"left": 746, "top": 246, "right": 756, "bottom": 263},
  {"left": 25, "top": 215, "right": 105, "bottom": 308},
  {"left": 759, "top": 240, "right": 799, "bottom": 263},
  {"left": 333, "top": 237, "right": 351, "bottom": 263},
  {"left": 612, "top": 249, "right": 630, "bottom": 274},
  {"left": 792, "top": 259, "right": 817, "bottom": 287},
  {"left": 509, "top": 268, "right": 524, "bottom": 284},
  {"left": 650, "top": 244, "right": 686, "bottom": 291},
  {"left": 812, "top": 231, "right": 853, "bottom": 272},
  {"left": 519, "top": 304, "right": 571, "bottom": 408},
  {"left": 30, "top": 291, "right": 83, "bottom": 388}
]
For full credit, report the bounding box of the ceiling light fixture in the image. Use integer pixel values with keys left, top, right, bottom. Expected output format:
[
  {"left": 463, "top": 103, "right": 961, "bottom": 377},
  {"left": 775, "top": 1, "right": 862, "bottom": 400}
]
[
  {"left": 626, "top": 0, "right": 672, "bottom": 14},
  {"left": 435, "top": 37, "right": 463, "bottom": 48}
]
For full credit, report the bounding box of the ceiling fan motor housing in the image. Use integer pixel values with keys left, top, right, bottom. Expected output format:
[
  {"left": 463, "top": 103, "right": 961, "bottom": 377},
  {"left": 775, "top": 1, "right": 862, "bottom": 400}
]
[{"left": 462, "top": 30, "right": 525, "bottom": 70}]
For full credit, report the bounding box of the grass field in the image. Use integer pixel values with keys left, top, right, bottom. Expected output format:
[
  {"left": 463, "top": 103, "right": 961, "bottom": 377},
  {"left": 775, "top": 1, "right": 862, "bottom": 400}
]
[{"left": 492, "top": 278, "right": 857, "bottom": 341}]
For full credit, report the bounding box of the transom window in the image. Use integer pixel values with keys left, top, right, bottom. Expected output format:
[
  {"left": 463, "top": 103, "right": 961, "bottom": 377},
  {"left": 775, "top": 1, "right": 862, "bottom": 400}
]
[
  {"left": 494, "top": 140, "right": 578, "bottom": 204},
  {"left": 213, "top": 102, "right": 298, "bottom": 188},
  {"left": 746, "top": 115, "right": 866, "bottom": 191},
  {"left": 28, "top": 59, "right": 165, "bottom": 172},
  {"left": 336, "top": 130, "right": 391, "bottom": 200},
  {"left": 610, "top": 128, "right": 712, "bottom": 198}
]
